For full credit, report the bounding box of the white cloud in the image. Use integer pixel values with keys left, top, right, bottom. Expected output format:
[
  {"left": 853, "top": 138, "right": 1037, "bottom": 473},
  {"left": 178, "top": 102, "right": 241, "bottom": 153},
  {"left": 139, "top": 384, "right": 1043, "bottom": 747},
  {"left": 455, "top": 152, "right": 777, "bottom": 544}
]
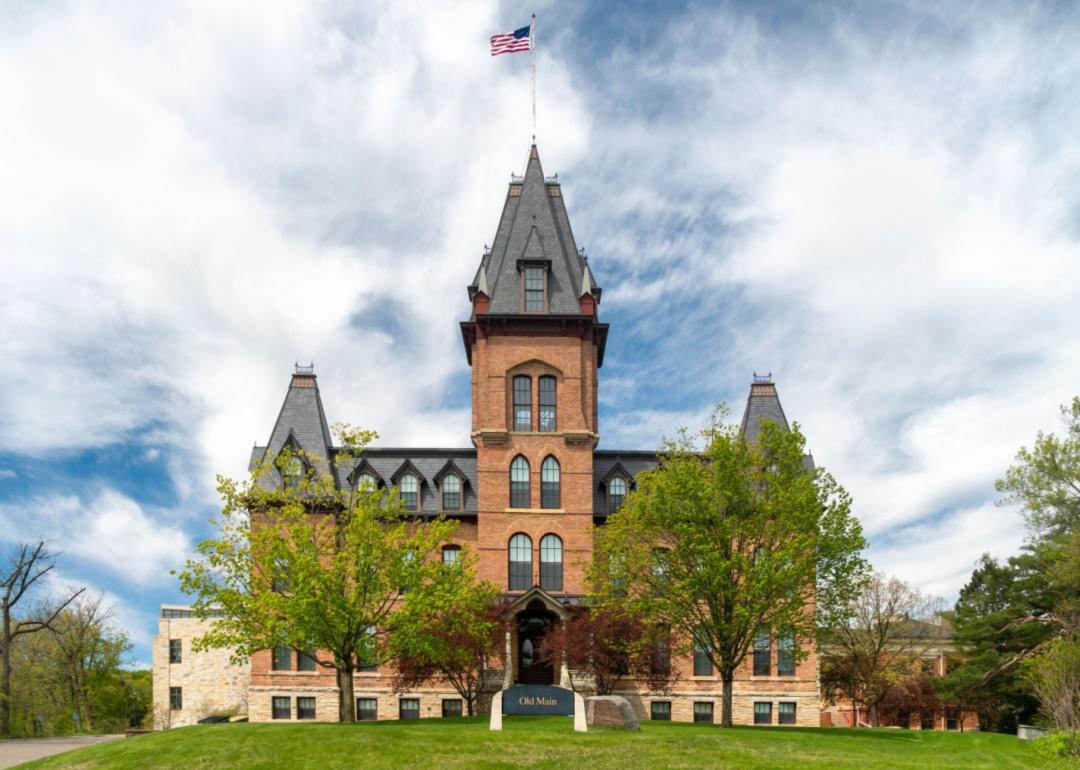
[
  {"left": 0, "top": 469, "right": 15, "bottom": 480},
  {"left": 0, "top": 489, "right": 189, "bottom": 587},
  {"left": 2, "top": 1, "right": 1078, "bottom": 609}
]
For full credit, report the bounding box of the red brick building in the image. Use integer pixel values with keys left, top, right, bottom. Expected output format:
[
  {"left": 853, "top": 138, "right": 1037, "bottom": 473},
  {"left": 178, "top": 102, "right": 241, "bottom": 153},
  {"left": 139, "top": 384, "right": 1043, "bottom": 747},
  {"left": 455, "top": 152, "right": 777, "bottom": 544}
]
[{"left": 155, "top": 145, "right": 820, "bottom": 726}]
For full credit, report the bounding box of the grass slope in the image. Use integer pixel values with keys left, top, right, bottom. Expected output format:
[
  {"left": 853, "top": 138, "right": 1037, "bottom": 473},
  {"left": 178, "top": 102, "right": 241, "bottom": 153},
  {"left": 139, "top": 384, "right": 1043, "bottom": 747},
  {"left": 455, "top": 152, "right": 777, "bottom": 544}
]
[{"left": 22, "top": 718, "right": 1062, "bottom": 770}]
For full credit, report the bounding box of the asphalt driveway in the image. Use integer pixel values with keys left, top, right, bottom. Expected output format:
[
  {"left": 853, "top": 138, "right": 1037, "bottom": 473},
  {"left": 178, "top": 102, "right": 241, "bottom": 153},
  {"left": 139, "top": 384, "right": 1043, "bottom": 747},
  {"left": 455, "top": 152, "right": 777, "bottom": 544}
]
[{"left": 0, "top": 736, "right": 121, "bottom": 768}]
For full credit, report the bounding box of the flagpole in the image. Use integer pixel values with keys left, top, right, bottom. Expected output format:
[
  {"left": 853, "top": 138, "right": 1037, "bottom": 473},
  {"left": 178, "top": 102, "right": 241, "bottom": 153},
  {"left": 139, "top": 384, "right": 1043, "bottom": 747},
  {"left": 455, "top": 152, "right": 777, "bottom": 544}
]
[{"left": 530, "top": 14, "right": 536, "bottom": 144}]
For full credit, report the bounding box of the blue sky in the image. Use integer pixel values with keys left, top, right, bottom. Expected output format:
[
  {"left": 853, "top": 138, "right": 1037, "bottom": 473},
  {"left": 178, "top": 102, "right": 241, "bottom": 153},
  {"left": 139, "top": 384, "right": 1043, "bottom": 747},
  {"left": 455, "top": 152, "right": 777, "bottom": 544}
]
[{"left": 4, "top": 1, "right": 1080, "bottom": 667}]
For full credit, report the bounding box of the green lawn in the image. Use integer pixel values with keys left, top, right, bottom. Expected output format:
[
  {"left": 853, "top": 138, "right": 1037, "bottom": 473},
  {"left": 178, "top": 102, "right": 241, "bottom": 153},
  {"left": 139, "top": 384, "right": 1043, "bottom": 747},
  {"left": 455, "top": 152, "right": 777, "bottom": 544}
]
[{"left": 21, "top": 718, "right": 1063, "bottom": 770}]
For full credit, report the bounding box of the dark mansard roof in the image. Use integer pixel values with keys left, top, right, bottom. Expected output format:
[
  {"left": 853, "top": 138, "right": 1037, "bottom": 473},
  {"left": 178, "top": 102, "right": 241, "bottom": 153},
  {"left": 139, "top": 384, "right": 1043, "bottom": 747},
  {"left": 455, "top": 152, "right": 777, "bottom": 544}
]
[
  {"left": 466, "top": 145, "right": 601, "bottom": 317},
  {"left": 250, "top": 371, "right": 807, "bottom": 515}
]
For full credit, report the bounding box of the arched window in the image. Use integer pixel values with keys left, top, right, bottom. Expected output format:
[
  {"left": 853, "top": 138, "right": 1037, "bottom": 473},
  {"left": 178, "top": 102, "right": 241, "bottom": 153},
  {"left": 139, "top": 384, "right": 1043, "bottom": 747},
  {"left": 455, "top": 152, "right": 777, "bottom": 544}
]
[
  {"left": 283, "top": 456, "right": 302, "bottom": 491},
  {"left": 442, "top": 545, "right": 460, "bottom": 565},
  {"left": 355, "top": 472, "right": 376, "bottom": 491},
  {"left": 541, "top": 456, "right": 560, "bottom": 509},
  {"left": 510, "top": 456, "right": 530, "bottom": 508},
  {"left": 513, "top": 376, "right": 532, "bottom": 431},
  {"left": 399, "top": 473, "right": 418, "bottom": 510},
  {"left": 508, "top": 533, "right": 532, "bottom": 590},
  {"left": 608, "top": 476, "right": 627, "bottom": 513},
  {"left": 442, "top": 475, "right": 461, "bottom": 510},
  {"left": 539, "top": 376, "right": 556, "bottom": 432},
  {"left": 539, "top": 534, "right": 563, "bottom": 592}
]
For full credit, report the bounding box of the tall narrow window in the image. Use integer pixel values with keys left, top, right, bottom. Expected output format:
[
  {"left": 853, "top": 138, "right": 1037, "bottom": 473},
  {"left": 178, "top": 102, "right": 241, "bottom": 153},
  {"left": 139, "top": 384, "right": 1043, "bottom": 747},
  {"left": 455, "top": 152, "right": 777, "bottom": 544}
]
[
  {"left": 693, "top": 632, "right": 713, "bottom": 676},
  {"left": 271, "top": 557, "right": 290, "bottom": 593},
  {"left": 508, "top": 533, "right": 532, "bottom": 590},
  {"left": 651, "top": 633, "right": 671, "bottom": 675},
  {"left": 441, "top": 545, "right": 460, "bottom": 565},
  {"left": 538, "top": 376, "right": 556, "bottom": 432},
  {"left": 399, "top": 473, "right": 418, "bottom": 510},
  {"left": 778, "top": 627, "right": 795, "bottom": 676},
  {"left": 169, "top": 639, "right": 182, "bottom": 664},
  {"left": 272, "top": 644, "right": 292, "bottom": 671},
  {"left": 298, "top": 650, "right": 317, "bottom": 671},
  {"left": 510, "top": 456, "right": 530, "bottom": 508},
  {"left": 541, "top": 456, "right": 560, "bottom": 509},
  {"left": 283, "top": 456, "right": 302, "bottom": 491},
  {"left": 513, "top": 376, "right": 532, "bottom": 431},
  {"left": 169, "top": 687, "right": 182, "bottom": 710},
  {"left": 608, "top": 476, "right": 627, "bottom": 513},
  {"left": 524, "top": 266, "right": 545, "bottom": 311},
  {"left": 358, "top": 625, "right": 377, "bottom": 673},
  {"left": 442, "top": 475, "right": 461, "bottom": 509},
  {"left": 753, "top": 626, "right": 771, "bottom": 676},
  {"left": 539, "top": 534, "right": 563, "bottom": 592}
]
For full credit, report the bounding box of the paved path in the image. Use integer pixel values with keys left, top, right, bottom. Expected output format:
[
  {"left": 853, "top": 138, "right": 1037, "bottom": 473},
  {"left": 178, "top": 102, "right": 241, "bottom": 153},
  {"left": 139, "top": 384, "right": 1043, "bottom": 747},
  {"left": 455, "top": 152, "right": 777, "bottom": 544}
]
[{"left": 0, "top": 736, "right": 121, "bottom": 768}]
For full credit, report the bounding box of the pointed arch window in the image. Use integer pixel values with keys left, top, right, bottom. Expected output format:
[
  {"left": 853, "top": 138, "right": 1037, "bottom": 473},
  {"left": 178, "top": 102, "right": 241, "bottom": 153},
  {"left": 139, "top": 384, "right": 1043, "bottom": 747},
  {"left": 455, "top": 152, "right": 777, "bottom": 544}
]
[
  {"left": 510, "top": 456, "right": 530, "bottom": 508},
  {"left": 513, "top": 376, "right": 532, "bottom": 431},
  {"left": 541, "top": 456, "right": 560, "bottom": 509},
  {"left": 283, "top": 456, "right": 303, "bottom": 492},
  {"left": 538, "top": 376, "right": 556, "bottom": 432},
  {"left": 442, "top": 474, "right": 461, "bottom": 510},
  {"left": 355, "top": 472, "right": 376, "bottom": 492},
  {"left": 540, "top": 534, "right": 563, "bottom": 592},
  {"left": 399, "top": 473, "right": 418, "bottom": 510},
  {"left": 607, "top": 476, "right": 627, "bottom": 513},
  {"left": 508, "top": 533, "right": 532, "bottom": 590}
]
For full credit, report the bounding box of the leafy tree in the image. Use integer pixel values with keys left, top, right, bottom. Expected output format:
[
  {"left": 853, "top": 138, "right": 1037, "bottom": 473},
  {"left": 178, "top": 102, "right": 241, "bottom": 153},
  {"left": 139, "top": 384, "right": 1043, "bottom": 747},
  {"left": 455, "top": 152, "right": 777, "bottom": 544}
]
[
  {"left": 177, "top": 439, "right": 460, "bottom": 723},
  {"left": 51, "top": 593, "right": 131, "bottom": 732},
  {"left": 1, "top": 543, "right": 84, "bottom": 737},
  {"left": 878, "top": 674, "right": 941, "bottom": 729},
  {"left": 537, "top": 605, "right": 675, "bottom": 695},
  {"left": 590, "top": 410, "right": 868, "bottom": 727},
  {"left": 937, "top": 554, "right": 1048, "bottom": 732},
  {"left": 820, "top": 573, "right": 943, "bottom": 727},
  {"left": 390, "top": 556, "right": 504, "bottom": 716},
  {"left": 1022, "top": 634, "right": 1080, "bottom": 738}
]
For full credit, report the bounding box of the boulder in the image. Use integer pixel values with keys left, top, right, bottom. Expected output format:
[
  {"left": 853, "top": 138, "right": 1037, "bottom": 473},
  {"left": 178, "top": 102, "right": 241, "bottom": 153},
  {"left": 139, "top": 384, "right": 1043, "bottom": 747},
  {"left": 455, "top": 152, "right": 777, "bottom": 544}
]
[{"left": 586, "top": 695, "right": 639, "bottom": 730}]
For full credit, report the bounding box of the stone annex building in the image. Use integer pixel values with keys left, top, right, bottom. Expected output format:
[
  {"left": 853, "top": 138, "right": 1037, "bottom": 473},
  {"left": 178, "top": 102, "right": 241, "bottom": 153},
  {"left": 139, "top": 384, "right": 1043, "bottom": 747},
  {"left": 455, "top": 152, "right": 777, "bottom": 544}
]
[{"left": 153, "top": 146, "right": 820, "bottom": 729}]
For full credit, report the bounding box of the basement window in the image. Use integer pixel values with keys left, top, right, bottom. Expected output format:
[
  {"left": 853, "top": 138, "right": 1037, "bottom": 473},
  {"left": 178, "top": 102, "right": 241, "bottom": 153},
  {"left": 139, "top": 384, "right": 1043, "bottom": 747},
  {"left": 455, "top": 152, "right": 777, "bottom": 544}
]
[
  {"left": 650, "top": 701, "right": 671, "bottom": 721},
  {"left": 272, "top": 697, "right": 290, "bottom": 720}
]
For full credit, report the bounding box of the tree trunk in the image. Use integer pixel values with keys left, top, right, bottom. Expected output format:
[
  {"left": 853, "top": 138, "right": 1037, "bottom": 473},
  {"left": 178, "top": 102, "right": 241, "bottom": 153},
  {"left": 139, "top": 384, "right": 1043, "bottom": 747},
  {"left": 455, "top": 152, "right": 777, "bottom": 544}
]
[
  {"left": 869, "top": 701, "right": 879, "bottom": 727},
  {"left": 720, "top": 669, "right": 734, "bottom": 727},
  {"left": 339, "top": 666, "right": 356, "bottom": 722},
  {"left": 1, "top": 612, "right": 12, "bottom": 738}
]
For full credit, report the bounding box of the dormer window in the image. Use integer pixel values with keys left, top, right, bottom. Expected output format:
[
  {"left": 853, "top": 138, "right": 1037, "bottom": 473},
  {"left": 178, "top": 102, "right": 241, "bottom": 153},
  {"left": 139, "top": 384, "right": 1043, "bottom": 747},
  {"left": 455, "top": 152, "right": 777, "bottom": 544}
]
[
  {"left": 355, "top": 472, "right": 376, "bottom": 491},
  {"left": 608, "top": 476, "right": 627, "bottom": 513},
  {"left": 399, "top": 473, "right": 418, "bottom": 510},
  {"left": 283, "top": 456, "right": 303, "bottom": 492},
  {"left": 442, "top": 475, "right": 461, "bottom": 510},
  {"left": 524, "top": 266, "right": 545, "bottom": 311}
]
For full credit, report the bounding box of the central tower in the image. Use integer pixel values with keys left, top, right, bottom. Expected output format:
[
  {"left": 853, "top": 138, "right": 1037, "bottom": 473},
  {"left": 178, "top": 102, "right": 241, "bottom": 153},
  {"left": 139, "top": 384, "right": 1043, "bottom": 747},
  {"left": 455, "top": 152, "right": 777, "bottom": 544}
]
[{"left": 460, "top": 145, "right": 607, "bottom": 608}]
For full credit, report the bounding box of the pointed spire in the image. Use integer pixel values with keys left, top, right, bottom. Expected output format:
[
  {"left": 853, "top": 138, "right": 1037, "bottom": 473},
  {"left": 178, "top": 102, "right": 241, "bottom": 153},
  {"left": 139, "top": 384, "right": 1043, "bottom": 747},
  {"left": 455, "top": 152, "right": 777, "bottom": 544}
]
[
  {"left": 740, "top": 373, "right": 790, "bottom": 445},
  {"left": 256, "top": 367, "right": 336, "bottom": 489}
]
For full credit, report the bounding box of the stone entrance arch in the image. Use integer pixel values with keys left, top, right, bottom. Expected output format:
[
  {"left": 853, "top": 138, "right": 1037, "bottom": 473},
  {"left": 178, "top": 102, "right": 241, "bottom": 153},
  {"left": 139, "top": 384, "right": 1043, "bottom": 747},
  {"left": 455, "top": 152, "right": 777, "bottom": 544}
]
[{"left": 503, "top": 587, "right": 568, "bottom": 686}]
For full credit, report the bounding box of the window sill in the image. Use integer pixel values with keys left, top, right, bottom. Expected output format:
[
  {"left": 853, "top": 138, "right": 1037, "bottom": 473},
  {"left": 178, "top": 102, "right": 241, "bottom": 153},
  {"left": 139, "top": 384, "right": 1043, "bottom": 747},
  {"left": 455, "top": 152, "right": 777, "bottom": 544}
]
[{"left": 505, "top": 507, "right": 566, "bottom": 514}]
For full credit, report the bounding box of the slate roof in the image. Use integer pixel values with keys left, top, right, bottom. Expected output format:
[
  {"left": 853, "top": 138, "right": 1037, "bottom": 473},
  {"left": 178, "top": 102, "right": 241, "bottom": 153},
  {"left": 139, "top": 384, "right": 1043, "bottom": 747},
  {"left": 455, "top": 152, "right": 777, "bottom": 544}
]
[
  {"left": 740, "top": 377, "right": 791, "bottom": 444},
  {"left": 468, "top": 145, "right": 600, "bottom": 316},
  {"left": 593, "top": 450, "right": 660, "bottom": 516},
  {"left": 250, "top": 370, "right": 335, "bottom": 488},
  {"left": 332, "top": 448, "right": 478, "bottom": 516}
]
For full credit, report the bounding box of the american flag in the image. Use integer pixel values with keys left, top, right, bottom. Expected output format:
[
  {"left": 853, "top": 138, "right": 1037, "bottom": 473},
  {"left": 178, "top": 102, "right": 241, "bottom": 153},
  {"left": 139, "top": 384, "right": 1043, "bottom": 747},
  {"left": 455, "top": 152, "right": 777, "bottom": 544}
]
[{"left": 490, "top": 24, "right": 532, "bottom": 56}]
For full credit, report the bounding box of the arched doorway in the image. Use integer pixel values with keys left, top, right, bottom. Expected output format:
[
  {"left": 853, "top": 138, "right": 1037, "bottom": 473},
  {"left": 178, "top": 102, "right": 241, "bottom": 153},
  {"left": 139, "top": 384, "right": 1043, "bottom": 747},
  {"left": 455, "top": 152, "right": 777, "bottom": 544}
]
[{"left": 516, "top": 599, "right": 558, "bottom": 685}]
